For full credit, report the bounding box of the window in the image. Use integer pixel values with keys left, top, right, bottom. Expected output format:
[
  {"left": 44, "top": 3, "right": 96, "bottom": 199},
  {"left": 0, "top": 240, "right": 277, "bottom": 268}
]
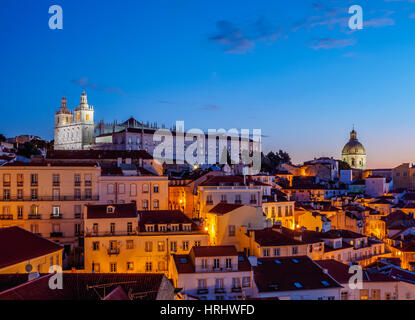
[
  {"left": 195, "top": 241, "right": 201, "bottom": 247},
  {"left": 127, "top": 262, "right": 134, "bottom": 271},
  {"left": 182, "top": 241, "right": 189, "bottom": 251},
  {"left": 74, "top": 205, "right": 82, "bottom": 219},
  {"left": 30, "top": 204, "right": 39, "bottom": 216},
  {"left": 213, "top": 258, "right": 220, "bottom": 269},
  {"left": 198, "top": 279, "right": 206, "bottom": 289},
  {"left": 3, "top": 189, "right": 10, "bottom": 201},
  {"left": 232, "top": 278, "right": 241, "bottom": 289},
  {"left": 93, "top": 223, "right": 99, "bottom": 234},
  {"left": 372, "top": 289, "right": 381, "bottom": 300},
  {"left": 84, "top": 174, "right": 92, "bottom": 186},
  {"left": 235, "top": 194, "right": 241, "bottom": 204},
  {"left": 3, "top": 174, "right": 10, "bottom": 187},
  {"left": 216, "top": 278, "right": 224, "bottom": 289},
  {"left": 263, "top": 249, "right": 270, "bottom": 257},
  {"left": 52, "top": 206, "right": 60, "bottom": 217},
  {"left": 201, "top": 259, "right": 208, "bottom": 270},
  {"left": 127, "top": 222, "right": 133, "bottom": 234},
  {"left": 17, "top": 206, "right": 23, "bottom": 219},
  {"left": 228, "top": 225, "right": 236, "bottom": 237},
  {"left": 74, "top": 189, "right": 81, "bottom": 200},
  {"left": 341, "top": 291, "right": 348, "bottom": 300},
  {"left": 146, "top": 225, "right": 154, "bottom": 232},
  {"left": 126, "top": 240, "right": 134, "bottom": 249},
  {"left": 142, "top": 200, "right": 149, "bottom": 210},
  {"left": 360, "top": 289, "right": 369, "bottom": 300},
  {"left": 153, "top": 184, "right": 159, "bottom": 193},
  {"left": 17, "top": 174, "right": 24, "bottom": 187},
  {"left": 107, "top": 184, "right": 114, "bottom": 194},
  {"left": 158, "top": 261, "right": 166, "bottom": 271},
  {"left": 145, "top": 241, "right": 153, "bottom": 252},
  {"left": 130, "top": 184, "right": 137, "bottom": 196},
  {"left": 93, "top": 241, "right": 100, "bottom": 251},
  {"left": 221, "top": 194, "right": 227, "bottom": 203},
  {"left": 119, "top": 184, "right": 125, "bottom": 194},
  {"left": 292, "top": 246, "right": 298, "bottom": 255},
  {"left": 17, "top": 189, "right": 23, "bottom": 200},
  {"left": 110, "top": 263, "right": 117, "bottom": 273},
  {"left": 75, "top": 224, "right": 81, "bottom": 236},
  {"left": 171, "top": 224, "right": 179, "bottom": 232},
  {"left": 183, "top": 224, "right": 191, "bottom": 232},
  {"left": 225, "top": 258, "right": 232, "bottom": 269},
  {"left": 85, "top": 189, "right": 92, "bottom": 200},
  {"left": 158, "top": 241, "right": 165, "bottom": 252},
  {"left": 206, "top": 195, "right": 213, "bottom": 204},
  {"left": 154, "top": 200, "right": 159, "bottom": 209},
  {"left": 92, "top": 263, "right": 100, "bottom": 273},
  {"left": 74, "top": 174, "right": 81, "bottom": 186},
  {"left": 31, "top": 174, "right": 38, "bottom": 186},
  {"left": 142, "top": 184, "right": 149, "bottom": 193},
  {"left": 52, "top": 174, "right": 60, "bottom": 186},
  {"left": 31, "top": 189, "right": 38, "bottom": 201},
  {"left": 242, "top": 277, "right": 251, "bottom": 288},
  {"left": 145, "top": 262, "right": 152, "bottom": 272},
  {"left": 110, "top": 223, "right": 115, "bottom": 234},
  {"left": 170, "top": 241, "right": 177, "bottom": 252},
  {"left": 53, "top": 189, "right": 60, "bottom": 201},
  {"left": 273, "top": 248, "right": 280, "bottom": 256}
]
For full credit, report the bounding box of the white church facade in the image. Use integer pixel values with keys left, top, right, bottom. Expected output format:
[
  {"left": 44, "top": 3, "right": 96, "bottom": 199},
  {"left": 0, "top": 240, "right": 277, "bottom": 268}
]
[{"left": 54, "top": 92, "right": 95, "bottom": 150}]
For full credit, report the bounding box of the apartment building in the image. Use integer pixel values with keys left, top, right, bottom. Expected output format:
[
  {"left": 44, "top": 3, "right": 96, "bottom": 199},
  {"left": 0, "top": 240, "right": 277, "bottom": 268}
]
[
  {"left": 0, "top": 161, "right": 100, "bottom": 250},
  {"left": 262, "top": 191, "right": 295, "bottom": 230},
  {"left": 170, "top": 245, "right": 254, "bottom": 300},
  {"left": 84, "top": 204, "right": 209, "bottom": 274},
  {"left": 99, "top": 165, "right": 168, "bottom": 210}
]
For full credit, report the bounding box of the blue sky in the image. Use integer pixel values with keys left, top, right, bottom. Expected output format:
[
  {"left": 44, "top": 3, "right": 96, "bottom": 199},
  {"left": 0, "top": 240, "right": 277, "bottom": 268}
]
[{"left": 1, "top": 0, "right": 415, "bottom": 168}]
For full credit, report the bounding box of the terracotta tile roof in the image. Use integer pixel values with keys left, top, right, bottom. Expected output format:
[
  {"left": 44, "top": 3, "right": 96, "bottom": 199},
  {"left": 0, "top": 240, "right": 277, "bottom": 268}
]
[
  {"left": 86, "top": 203, "right": 137, "bottom": 219},
  {"left": 0, "top": 273, "right": 168, "bottom": 300},
  {"left": 138, "top": 210, "right": 196, "bottom": 232},
  {"left": 253, "top": 256, "right": 341, "bottom": 293},
  {"left": 208, "top": 203, "right": 244, "bottom": 215},
  {"left": 103, "top": 286, "right": 130, "bottom": 300},
  {"left": 192, "top": 245, "right": 238, "bottom": 257},
  {"left": 0, "top": 227, "right": 63, "bottom": 270},
  {"left": 46, "top": 149, "right": 153, "bottom": 160},
  {"left": 253, "top": 228, "right": 304, "bottom": 246}
]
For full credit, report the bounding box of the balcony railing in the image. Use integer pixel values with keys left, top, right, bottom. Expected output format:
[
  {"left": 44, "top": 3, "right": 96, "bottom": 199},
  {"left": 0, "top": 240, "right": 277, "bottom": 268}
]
[
  {"left": 215, "top": 288, "right": 226, "bottom": 294},
  {"left": 206, "top": 201, "right": 213, "bottom": 205},
  {"left": 31, "top": 182, "right": 38, "bottom": 187},
  {"left": 232, "top": 287, "right": 242, "bottom": 293},
  {"left": 0, "top": 214, "right": 13, "bottom": 220},
  {"left": 3, "top": 182, "right": 10, "bottom": 187},
  {"left": 234, "top": 200, "right": 242, "bottom": 204},
  {"left": 50, "top": 232, "right": 64, "bottom": 238},
  {"left": 0, "top": 195, "right": 99, "bottom": 202},
  {"left": 74, "top": 181, "right": 81, "bottom": 187},
  {"left": 107, "top": 248, "right": 120, "bottom": 255},
  {"left": 85, "top": 181, "right": 92, "bottom": 187},
  {"left": 53, "top": 182, "right": 60, "bottom": 187},
  {"left": 50, "top": 213, "right": 63, "bottom": 219},
  {"left": 197, "top": 288, "right": 209, "bottom": 295},
  {"left": 28, "top": 214, "right": 41, "bottom": 220}
]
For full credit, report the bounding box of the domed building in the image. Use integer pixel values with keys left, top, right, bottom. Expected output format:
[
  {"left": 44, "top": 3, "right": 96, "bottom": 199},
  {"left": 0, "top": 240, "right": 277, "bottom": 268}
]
[{"left": 342, "top": 129, "right": 366, "bottom": 170}]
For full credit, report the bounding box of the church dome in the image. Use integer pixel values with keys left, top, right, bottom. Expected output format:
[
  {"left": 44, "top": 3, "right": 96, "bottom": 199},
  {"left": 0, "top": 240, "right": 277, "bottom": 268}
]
[{"left": 342, "top": 129, "right": 366, "bottom": 156}]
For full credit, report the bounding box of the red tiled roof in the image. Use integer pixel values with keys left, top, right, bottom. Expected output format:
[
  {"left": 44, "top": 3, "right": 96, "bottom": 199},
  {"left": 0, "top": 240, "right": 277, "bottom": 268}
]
[
  {"left": 208, "top": 203, "right": 244, "bottom": 215},
  {"left": 192, "top": 245, "right": 238, "bottom": 257},
  {"left": 86, "top": 203, "right": 137, "bottom": 219},
  {"left": 253, "top": 256, "right": 341, "bottom": 293},
  {"left": 254, "top": 228, "right": 304, "bottom": 247},
  {"left": 46, "top": 149, "right": 153, "bottom": 160},
  {"left": 0, "top": 227, "right": 63, "bottom": 270},
  {"left": 0, "top": 273, "right": 168, "bottom": 300},
  {"left": 138, "top": 210, "right": 195, "bottom": 232},
  {"left": 103, "top": 286, "right": 130, "bottom": 300}
]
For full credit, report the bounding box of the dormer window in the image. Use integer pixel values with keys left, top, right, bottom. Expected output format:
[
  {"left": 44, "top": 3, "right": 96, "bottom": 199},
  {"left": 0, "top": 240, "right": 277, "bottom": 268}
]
[
  {"left": 183, "top": 224, "right": 191, "bottom": 232},
  {"left": 146, "top": 225, "right": 155, "bottom": 232},
  {"left": 159, "top": 224, "right": 167, "bottom": 232},
  {"left": 107, "top": 206, "right": 115, "bottom": 214},
  {"left": 170, "top": 224, "right": 179, "bottom": 232}
]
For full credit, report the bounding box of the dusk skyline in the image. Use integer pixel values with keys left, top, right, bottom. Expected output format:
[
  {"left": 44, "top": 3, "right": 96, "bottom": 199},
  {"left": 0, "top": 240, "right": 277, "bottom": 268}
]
[{"left": 2, "top": 0, "right": 415, "bottom": 168}]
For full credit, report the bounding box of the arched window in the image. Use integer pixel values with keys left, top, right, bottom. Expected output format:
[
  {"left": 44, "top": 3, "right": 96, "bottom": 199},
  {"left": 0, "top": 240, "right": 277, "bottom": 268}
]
[{"left": 351, "top": 158, "right": 355, "bottom": 166}]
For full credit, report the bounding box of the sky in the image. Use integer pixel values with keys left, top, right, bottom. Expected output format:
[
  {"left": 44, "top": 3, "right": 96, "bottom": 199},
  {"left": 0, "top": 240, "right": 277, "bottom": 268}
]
[{"left": 1, "top": 0, "right": 415, "bottom": 168}]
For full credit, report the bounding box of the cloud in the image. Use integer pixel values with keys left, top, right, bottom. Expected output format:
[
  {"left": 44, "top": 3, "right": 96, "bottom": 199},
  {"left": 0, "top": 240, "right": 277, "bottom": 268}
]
[
  {"left": 209, "top": 18, "right": 285, "bottom": 54},
  {"left": 310, "top": 38, "right": 356, "bottom": 50},
  {"left": 71, "top": 78, "right": 125, "bottom": 95}
]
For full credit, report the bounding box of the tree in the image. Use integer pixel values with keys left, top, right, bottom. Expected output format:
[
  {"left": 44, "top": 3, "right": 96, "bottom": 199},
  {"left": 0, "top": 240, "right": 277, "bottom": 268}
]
[
  {"left": 17, "top": 142, "right": 41, "bottom": 158},
  {"left": 0, "top": 134, "right": 6, "bottom": 142},
  {"left": 261, "top": 150, "right": 292, "bottom": 173},
  {"left": 338, "top": 160, "right": 351, "bottom": 171}
]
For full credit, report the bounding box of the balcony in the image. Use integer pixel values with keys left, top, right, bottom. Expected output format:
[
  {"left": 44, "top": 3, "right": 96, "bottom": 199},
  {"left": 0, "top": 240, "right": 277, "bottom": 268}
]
[
  {"left": 31, "top": 182, "right": 38, "bottom": 187},
  {"left": 234, "top": 200, "right": 242, "bottom": 204},
  {"left": 3, "top": 182, "right": 10, "bottom": 187},
  {"left": 215, "top": 288, "right": 226, "bottom": 294},
  {"left": 0, "top": 214, "right": 13, "bottom": 220},
  {"left": 50, "top": 213, "right": 63, "bottom": 219},
  {"left": 232, "top": 287, "right": 242, "bottom": 293},
  {"left": 107, "top": 248, "right": 120, "bottom": 255},
  {"left": 17, "top": 182, "right": 23, "bottom": 187},
  {"left": 0, "top": 195, "right": 99, "bottom": 202},
  {"left": 74, "top": 213, "right": 82, "bottom": 219},
  {"left": 28, "top": 214, "right": 41, "bottom": 220},
  {"left": 53, "top": 182, "right": 60, "bottom": 187},
  {"left": 74, "top": 181, "right": 81, "bottom": 187},
  {"left": 197, "top": 288, "right": 209, "bottom": 295},
  {"left": 206, "top": 201, "right": 213, "bottom": 205},
  {"left": 250, "top": 200, "right": 257, "bottom": 204},
  {"left": 50, "top": 232, "right": 63, "bottom": 238},
  {"left": 85, "top": 181, "right": 92, "bottom": 187}
]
